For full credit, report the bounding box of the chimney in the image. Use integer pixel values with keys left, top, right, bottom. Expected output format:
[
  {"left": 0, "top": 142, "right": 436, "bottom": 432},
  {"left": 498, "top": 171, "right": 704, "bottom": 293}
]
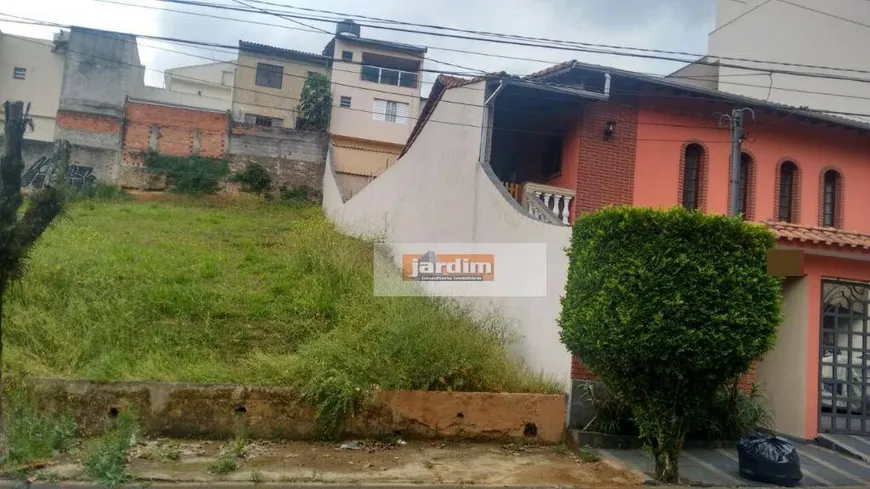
[{"left": 336, "top": 19, "right": 361, "bottom": 37}]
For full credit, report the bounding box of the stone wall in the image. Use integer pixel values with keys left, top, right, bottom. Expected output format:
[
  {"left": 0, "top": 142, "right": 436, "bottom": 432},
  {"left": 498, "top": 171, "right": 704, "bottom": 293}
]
[
  {"left": 29, "top": 378, "right": 566, "bottom": 444},
  {"left": 228, "top": 124, "right": 327, "bottom": 190}
]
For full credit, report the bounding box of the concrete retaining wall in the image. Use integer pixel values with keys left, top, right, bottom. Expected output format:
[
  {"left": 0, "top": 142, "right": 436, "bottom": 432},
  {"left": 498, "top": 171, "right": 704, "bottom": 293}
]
[
  {"left": 29, "top": 378, "right": 566, "bottom": 444},
  {"left": 228, "top": 125, "right": 328, "bottom": 190}
]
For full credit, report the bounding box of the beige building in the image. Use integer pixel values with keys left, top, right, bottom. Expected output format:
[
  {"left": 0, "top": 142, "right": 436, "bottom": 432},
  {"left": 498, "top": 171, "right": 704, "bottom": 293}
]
[
  {"left": 233, "top": 41, "right": 330, "bottom": 129},
  {"left": 322, "top": 21, "right": 426, "bottom": 198},
  {"left": 0, "top": 29, "right": 67, "bottom": 142},
  {"left": 165, "top": 61, "right": 235, "bottom": 103}
]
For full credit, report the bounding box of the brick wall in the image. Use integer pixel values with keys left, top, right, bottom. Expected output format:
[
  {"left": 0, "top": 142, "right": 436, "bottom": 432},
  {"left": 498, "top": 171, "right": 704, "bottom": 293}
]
[
  {"left": 575, "top": 98, "right": 638, "bottom": 214},
  {"left": 56, "top": 110, "right": 123, "bottom": 134},
  {"left": 123, "top": 101, "right": 228, "bottom": 166}
]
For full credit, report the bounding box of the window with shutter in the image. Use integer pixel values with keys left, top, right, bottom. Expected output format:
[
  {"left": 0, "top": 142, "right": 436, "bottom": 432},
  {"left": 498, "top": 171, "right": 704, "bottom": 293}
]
[
  {"left": 372, "top": 100, "right": 387, "bottom": 121},
  {"left": 373, "top": 99, "right": 410, "bottom": 124}
]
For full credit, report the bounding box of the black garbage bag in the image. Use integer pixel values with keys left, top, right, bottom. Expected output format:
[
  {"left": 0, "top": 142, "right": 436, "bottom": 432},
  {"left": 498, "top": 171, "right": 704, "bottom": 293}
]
[{"left": 737, "top": 434, "right": 803, "bottom": 487}]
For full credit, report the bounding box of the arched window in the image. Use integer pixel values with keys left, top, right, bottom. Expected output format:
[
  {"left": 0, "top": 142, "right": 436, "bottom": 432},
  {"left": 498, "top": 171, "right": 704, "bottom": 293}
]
[
  {"left": 778, "top": 161, "right": 798, "bottom": 223},
  {"left": 682, "top": 144, "right": 703, "bottom": 210},
  {"left": 735, "top": 152, "right": 754, "bottom": 218},
  {"left": 822, "top": 169, "right": 842, "bottom": 228}
]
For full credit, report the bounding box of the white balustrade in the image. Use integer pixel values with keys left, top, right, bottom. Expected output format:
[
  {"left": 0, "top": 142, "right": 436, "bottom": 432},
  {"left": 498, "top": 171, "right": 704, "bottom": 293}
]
[{"left": 522, "top": 183, "right": 574, "bottom": 226}]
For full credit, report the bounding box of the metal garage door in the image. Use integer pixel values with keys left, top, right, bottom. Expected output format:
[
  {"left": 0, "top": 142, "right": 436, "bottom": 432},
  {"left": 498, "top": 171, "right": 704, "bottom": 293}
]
[{"left": 820, "top": 279, "right": 870, "bottom": 434}]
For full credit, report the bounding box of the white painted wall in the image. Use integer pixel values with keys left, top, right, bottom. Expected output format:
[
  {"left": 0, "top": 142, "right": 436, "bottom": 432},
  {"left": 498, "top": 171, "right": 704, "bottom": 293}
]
[
  {"left": 710, "top": 0, "right": 870, "bottom": 120},
  {"left": 756, "top": 276, "right": 809, "bottom": 439},
  {"left": 324, "top": 81, "right": 574, "bottom": 388},
  {"left": 0, "top": 31, "right": 65, "bottom": 142},
  {"left": 164, "top": 61, "right": 235, "bottom": 102},
  {"left": 327, "top": 38, "right": 423, "bottom": 147}
]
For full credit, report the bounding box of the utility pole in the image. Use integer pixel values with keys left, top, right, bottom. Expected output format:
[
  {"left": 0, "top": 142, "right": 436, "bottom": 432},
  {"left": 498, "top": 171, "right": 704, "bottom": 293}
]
[{"left": 727, "top": 107, "right": 755, "bottom": 217}]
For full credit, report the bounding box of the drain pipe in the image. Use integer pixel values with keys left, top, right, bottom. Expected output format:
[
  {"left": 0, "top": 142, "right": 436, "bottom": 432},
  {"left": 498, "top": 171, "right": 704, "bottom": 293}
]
[
  {"left": 603, "top": 72, "right": 612, "bottom": 99},
  {"left": 484, "top": 80, "right": 506, "bottom": 106}
]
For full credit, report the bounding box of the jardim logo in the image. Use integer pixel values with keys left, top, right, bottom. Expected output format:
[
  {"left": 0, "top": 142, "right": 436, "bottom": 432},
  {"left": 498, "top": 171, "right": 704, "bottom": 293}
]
[{"left": 402, "top": 251, "right": 495, "bottom": 281}]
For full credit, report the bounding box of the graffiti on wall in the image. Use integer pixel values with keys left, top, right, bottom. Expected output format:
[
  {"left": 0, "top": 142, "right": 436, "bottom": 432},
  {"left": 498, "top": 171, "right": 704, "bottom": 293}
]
[{"left": 22, "top": 156, "right": 96, "bottom": 189}]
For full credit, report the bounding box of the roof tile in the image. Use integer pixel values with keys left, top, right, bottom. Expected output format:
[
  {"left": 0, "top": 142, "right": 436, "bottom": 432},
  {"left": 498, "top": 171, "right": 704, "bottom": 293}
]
[{"left": 765, "top": 221, "right": 870, "bottom": 251}]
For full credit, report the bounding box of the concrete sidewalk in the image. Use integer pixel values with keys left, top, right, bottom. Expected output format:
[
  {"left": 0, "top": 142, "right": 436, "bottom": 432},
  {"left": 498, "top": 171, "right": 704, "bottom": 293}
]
[{"left": 595, "top": 443, "right": 870, "bottom": 487}]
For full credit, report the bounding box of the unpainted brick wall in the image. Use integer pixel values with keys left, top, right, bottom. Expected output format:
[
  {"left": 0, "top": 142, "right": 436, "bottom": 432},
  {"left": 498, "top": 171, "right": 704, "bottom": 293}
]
[
  {"left": 56, "top": 110, "right": 123, "bottom": 134},
  {"left": 228, "top": 126, "right": 328, "bottom": 190},
  {"left": 575, "top": 98, "right": 638, "bottom": 215},
  {"left": 123, "top": 101, "right": 228, "bottom": 166}
]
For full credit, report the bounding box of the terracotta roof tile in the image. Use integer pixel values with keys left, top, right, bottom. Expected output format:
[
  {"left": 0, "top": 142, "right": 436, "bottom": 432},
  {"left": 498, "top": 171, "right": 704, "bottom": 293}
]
[
  {"left": 765, "top": 221, "right": 870, "bottom": 251},
  {"left": 525, "top": 60, "right": 575, "bottom": 80}
]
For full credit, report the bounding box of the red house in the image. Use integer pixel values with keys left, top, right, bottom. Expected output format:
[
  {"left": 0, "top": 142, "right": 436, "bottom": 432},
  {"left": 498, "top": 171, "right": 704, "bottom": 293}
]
[{"left": 328, "top": 59, "right": 870, "bottom": 442}]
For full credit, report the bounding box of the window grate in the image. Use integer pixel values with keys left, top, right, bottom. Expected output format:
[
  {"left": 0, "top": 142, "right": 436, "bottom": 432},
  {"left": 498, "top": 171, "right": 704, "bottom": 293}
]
[{"left": 13, "top": 67, "right": 26, "bottom": 80}]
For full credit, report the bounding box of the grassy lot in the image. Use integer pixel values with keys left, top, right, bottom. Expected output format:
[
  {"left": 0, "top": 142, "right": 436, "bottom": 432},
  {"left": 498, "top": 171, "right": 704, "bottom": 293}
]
[{"left": 4, "top": 196, "right": 557, "bottom": 433}]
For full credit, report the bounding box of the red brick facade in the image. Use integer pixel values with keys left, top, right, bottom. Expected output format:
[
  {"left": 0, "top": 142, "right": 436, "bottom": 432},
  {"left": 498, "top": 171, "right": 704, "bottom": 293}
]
[
  {"left": 56, "top": 110, "right": 122, "bottom": 133},
  {"left": 575, "top": 99, "right": 638, "bottom": 215},
  {"left": 123, "top": 101, "right": 228, "bottom": 166}
]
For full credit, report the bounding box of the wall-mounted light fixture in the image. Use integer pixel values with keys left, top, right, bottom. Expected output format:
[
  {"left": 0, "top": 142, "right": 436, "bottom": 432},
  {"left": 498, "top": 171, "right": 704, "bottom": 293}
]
[{"left": 604, "top": 121, "right": 617, "bottom": 141}]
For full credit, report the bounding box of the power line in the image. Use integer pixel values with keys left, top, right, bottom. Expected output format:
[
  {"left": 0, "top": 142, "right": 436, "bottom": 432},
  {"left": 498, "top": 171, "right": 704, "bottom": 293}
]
[
  {"left": 8, "top": 14, "right": 870, "bottom": 126},
  {"left": 3, "top": 33, "right": 737, "bottom": 142},
  {"left": 155, "top": 0, "right": 870, "bottom": 79}
]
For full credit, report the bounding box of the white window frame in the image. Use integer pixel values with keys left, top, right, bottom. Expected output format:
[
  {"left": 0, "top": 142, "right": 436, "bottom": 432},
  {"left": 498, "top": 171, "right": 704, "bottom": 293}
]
[
  {"left": 360, "top": 65, "right": 418, "bottom": 88},
  {"left": 372, "top": 99, "right": 409, "bottom": 124}
]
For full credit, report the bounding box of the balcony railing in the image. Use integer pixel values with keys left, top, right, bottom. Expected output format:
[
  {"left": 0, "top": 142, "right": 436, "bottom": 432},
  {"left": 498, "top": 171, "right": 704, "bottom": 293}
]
[
  {"left": 503, "top": 182, "right": 574, "bottom": 226},
  {"left": 360, "top": 65, "right": 419, "bottom": 88}
]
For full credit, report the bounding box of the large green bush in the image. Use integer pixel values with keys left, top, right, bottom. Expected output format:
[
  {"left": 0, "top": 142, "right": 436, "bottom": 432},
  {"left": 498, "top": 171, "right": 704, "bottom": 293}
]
[
  {"left": 143, "top": 152, "right": 229, "bottom": 194},
  {"left": 560, "top": 206, "right": 781, "bottom": 483}
]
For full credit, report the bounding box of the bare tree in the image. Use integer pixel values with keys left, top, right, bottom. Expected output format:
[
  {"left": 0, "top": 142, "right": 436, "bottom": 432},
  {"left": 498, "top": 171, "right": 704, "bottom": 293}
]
[{"left": 0, "top": 101, "right": 66, "bottom": 442}]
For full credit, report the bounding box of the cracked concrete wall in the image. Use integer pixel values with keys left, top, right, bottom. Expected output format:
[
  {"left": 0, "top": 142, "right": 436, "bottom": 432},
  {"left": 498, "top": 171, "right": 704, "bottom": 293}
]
[{"left": 29, "top": 378, "right": 566, "bottom": 443}]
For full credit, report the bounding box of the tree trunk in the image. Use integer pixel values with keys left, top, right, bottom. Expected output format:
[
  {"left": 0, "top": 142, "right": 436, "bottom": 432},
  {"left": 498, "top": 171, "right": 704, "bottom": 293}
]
[{"left": 653, "top": 442, "right": 680, "bottom": 483}]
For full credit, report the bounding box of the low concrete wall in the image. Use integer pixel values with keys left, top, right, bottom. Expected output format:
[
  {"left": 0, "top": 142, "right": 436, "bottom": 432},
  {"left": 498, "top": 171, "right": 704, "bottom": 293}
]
[
  {"left": 228, "top": 125, "right": 328, "bottom": 191},
  {"left": 29, "top": 379, "right": 566, "bottom": 444}
]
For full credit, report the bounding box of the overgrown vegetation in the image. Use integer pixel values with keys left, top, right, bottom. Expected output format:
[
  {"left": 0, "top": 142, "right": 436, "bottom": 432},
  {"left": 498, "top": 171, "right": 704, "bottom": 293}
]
[
  {"left": 560, "top": 206, "right": 782, "bottom": 483},
  {"left": 66, "top": 183, "right": 132, "bottom": 203},
  {"left": 143, "top": 152, "right": 229, "bottom": 194},
  {"left": 231, "top": 163, "right": 272, "bottom": 196},
  {"left": 4, "top": 198, "right": 557, "bottom": 437},
  {"left": 295, "top": 73, "right": 331, "bottom": 131},
  {"left": 1, "top": 388, "right": 77, "bottom": 468},
  {"left": 82, "top": 409, "right": 138, "bottom": 488}
]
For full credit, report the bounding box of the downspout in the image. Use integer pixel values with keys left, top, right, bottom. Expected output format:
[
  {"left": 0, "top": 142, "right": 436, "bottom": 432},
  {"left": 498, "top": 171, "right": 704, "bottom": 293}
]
[
  {"left": 484, "top": 80, "right": 506, "bottom": 106},
  {"left": 603, "top": 72, "right": 612, "bottom": 99}
]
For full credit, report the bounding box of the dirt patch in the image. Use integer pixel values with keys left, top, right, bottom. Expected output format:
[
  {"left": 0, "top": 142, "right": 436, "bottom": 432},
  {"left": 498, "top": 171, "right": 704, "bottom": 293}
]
[{"left": 31, "top": 439, "right": 641, "bottom": 486}]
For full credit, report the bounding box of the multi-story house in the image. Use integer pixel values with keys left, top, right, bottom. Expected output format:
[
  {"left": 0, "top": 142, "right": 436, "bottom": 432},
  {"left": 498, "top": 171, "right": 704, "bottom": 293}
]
[
  {"left": 232, "top": 41, "right": 330, "bottom": 130},
  {"left": 325, "top": 59, "right": 870, "bottom": 444},
  {"left": 321, "top": 20, "right": 427, "bottom": 199},
  {"left": 670, "top": 0, "right": 870, "bottom": 120},
  {"left": 0, "top": 29, "right": 67, "bottom": 142},
  {"left": 164, "top": 61, "right": 235, "bottom": 103}
]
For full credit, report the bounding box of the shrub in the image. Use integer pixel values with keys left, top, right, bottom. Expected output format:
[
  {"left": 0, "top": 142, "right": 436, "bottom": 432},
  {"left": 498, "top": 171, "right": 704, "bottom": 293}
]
[
  {"left": 143, "top": 152, "right": 229, "bottom": 195},
  {"left": 560, "top": 206, "right": 781, "bottom": 482},
  {"left": 231, "top": 164, "right": 272, "bottom": 195}
]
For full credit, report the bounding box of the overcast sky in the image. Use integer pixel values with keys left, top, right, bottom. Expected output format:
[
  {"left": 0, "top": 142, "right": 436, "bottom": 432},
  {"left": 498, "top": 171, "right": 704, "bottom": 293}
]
[{"left": 0, "top": 0, "right": 715, "bottom": 94}]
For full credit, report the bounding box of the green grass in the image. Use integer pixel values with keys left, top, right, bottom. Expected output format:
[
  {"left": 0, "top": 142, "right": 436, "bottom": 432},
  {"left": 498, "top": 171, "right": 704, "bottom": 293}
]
[{"left": 4, "top": 197, "right": 558, "bottom": 433}]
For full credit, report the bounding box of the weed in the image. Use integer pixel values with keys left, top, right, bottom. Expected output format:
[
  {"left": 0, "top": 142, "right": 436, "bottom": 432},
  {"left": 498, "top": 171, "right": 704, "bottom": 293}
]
[
  {"left": 34, "top": 469, "right": 61, "bottom": 482},
  {"left": 81, "top": 409, "right": 139, "bottom": 488},
  {"left": 4, "top": 199, "right": 559, "bottom": 437},
  {"left": 207, "top": 454, "right": 239, "bottom": 476},
  {"left": 2, "top": 388, "right": 77, "bottom": 468},
  {"left": 551, "top": 443, "right": 569, "bottom": 456},
  {"left": 575, "top": 448, "right": 600, "bottom": 463},
  {"left": 66, "top": 183, "right": 132, "bottom": 203},
  {"left": 137, "top": 443, "right": 181, "bottom": 462},
  {"left": 250, "top": 470, "right": 264, "bottom": 483}
]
